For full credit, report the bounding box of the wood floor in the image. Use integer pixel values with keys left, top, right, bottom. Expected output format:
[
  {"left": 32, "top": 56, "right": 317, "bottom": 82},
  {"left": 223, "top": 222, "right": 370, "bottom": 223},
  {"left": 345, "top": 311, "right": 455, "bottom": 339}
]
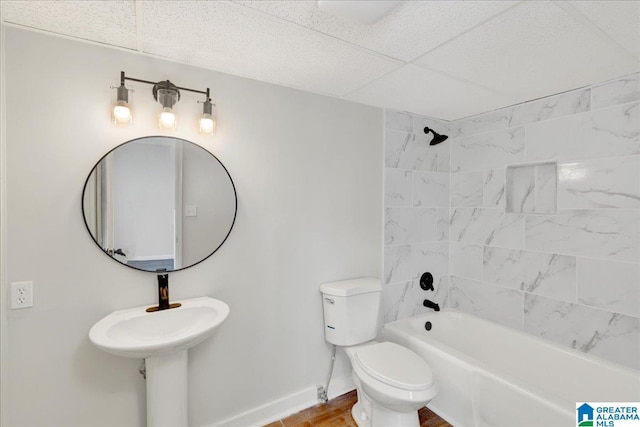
[{"left": 264, "top": 390, "right": 451, "bottom": 427}]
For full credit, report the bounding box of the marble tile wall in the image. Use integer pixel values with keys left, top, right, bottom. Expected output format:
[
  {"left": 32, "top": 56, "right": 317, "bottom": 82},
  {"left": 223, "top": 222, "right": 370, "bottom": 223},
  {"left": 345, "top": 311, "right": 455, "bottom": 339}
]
[
  {"left": 447, "top": 73, "right": 640, "bottom": 369},
  {"left": 383, "top": 110, "right": 450, "bottom": 324},
  {"left": 383, "top": 73, "right": 640, "bottom": 370}
]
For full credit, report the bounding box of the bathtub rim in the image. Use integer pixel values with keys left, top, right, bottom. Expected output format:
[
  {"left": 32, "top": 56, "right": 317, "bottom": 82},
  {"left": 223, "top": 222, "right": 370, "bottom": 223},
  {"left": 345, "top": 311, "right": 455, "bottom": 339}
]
[
  {"left": 382, "top": 309, "right": 640, "bottom": 377},
  {"left": 382, "top": 309, "right": 639, "bottom": 427}
]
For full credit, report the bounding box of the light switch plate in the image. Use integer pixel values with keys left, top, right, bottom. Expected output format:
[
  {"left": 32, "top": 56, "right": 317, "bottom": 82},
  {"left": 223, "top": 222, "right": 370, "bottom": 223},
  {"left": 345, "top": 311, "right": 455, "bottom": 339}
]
[{"left": 185, "top": 205, "right": 197, "bottom": 217}]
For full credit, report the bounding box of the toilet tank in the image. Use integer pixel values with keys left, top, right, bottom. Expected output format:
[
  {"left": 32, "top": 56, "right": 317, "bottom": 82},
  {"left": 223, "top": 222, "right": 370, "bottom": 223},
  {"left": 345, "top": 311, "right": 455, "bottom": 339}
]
[{"left": 320, "top": 277, "right": 382, "bottom": 346}]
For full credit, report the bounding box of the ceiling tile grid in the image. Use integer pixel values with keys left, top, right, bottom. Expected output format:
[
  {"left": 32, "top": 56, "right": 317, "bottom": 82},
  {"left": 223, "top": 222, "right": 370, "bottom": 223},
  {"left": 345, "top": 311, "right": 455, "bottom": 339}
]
[
  {"left": 567, "top": 0, "right": 640, "bottom": 58},
  {"left": 414, "top": 1, "right": 640, "bottom": 109},
  {"left": 140, "top": 0, "right": 401, "bottom": 97},
  {"left": 233, "top": 0, "right": 517, "bottom": 61},
  {"left": 1, "top": 0, "right": 639, "bottom": 121},
  {"left": 0, "top": 0, "right": 137, "bottom": 50},
  {"left": 345, "top": 64, "right": 512, "bottom": 120}
]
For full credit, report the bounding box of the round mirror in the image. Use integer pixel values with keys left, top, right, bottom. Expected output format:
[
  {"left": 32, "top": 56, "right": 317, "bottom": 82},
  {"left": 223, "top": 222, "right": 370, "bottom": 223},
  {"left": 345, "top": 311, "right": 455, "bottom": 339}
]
[{"left": 82, "top": 136, "right": 237, "bottom": 272}]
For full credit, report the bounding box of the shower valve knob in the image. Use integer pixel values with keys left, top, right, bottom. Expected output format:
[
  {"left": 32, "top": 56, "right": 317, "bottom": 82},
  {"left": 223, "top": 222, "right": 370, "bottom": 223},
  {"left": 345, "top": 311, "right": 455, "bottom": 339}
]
[{"left": 420, "top": 272, "right": 434, "bottom": 291}]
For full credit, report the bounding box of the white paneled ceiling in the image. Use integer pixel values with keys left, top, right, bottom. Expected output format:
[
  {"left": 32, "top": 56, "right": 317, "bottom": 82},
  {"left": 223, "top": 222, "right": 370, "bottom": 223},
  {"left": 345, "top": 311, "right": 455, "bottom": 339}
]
[
  {"left": 567, "top": 0, "right": 640, "bottom": 57},
  {"left": 0, "top": 1, "right": 138, "bottom": 49},
  {"left": 233, "top": 0, "right": 516, "bottom": 61},
  {"left": 1, "top": 0, "right": 639, "bottom": 121},
  {"left": 415, "top": 1, "right": 639, "bottom": 106},
  {"left": 140, "top": 1, "right": 401, "bottom": 97},
  {"left": 345, "top": 64, "right": 513, "bottom": 120}
]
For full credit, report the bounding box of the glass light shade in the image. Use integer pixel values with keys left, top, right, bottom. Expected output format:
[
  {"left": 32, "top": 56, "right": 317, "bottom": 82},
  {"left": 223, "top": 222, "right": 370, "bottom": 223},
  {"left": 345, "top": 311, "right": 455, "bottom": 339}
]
[
  {"left": 199, "top": 114, "right": 216, "bottom": 135},
  {"left": 159, "top": 107, "right": 176, "bottom": 129},
  {"left": 112, "top": 100, "right": 132, "bottom": 125}
]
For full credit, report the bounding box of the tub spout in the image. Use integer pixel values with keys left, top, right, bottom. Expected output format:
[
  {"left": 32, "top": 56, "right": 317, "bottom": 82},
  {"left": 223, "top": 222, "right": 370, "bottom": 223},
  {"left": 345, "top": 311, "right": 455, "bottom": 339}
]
[{"left": 423, "top": 299, "right": 440, "bottom": 312}]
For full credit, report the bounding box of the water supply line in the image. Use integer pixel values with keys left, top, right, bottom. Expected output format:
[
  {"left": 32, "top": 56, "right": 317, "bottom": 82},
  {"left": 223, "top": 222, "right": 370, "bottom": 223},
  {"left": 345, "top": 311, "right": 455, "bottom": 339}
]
[
  {"left": 138, "top": 360, "right": 146, "bottom": 379},
  {"left": 322, "top": 344, "right": 337, "bottom": 403}
]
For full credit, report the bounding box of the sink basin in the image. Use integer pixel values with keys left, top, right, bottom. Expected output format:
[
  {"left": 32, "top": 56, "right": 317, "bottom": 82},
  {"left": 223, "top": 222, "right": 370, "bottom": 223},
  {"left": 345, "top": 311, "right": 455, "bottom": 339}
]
[
  {"left": 89, "top": 297, "right": 230, "bottom": 358},
  {"left": 89, "top": 296, "right": 229, "bottom": 426}
]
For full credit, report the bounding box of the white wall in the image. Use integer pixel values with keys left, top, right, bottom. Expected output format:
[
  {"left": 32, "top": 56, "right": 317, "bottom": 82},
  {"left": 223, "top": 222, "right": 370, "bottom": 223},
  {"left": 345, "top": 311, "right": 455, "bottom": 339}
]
[
  {"left": 3, "top": 27, "right": 382, "bottom": 427},
  {"left": 181, "top": 141, "right": 236, "bottom": 268},
  {"left": 0, "top": 14, "right": 9, "bottom": 427}
]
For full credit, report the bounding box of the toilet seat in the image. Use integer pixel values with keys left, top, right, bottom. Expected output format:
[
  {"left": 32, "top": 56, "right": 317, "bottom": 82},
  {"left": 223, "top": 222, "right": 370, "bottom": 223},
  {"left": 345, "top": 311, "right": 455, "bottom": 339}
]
[{"left": 354, "top": 342, "right": 433, "bottom": 391}]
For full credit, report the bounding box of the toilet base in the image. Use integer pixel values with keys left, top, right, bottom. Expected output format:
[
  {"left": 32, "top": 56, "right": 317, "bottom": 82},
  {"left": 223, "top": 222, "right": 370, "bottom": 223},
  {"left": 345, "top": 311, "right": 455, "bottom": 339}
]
[
  {"left": 351, "top": 402, "right": 367, "bottom": 426},
  {"left": 350, "top": 389, "right": 420, "bottom": 427}
]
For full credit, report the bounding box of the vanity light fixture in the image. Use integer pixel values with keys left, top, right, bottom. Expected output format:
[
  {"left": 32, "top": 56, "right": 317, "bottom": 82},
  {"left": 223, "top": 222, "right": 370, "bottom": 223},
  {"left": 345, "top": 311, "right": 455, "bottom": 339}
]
[
  {"left": 112, "top": 80, "right": 132, "bottom": 125},
  {"left": 154, "top": 80, "right": 180, "bottom": 129},
  {"left": 198, "top": 97, "right": 216, "bottom": 135},
  {"left": 112, "top": 71, "right": 216, "bottom": 134}
]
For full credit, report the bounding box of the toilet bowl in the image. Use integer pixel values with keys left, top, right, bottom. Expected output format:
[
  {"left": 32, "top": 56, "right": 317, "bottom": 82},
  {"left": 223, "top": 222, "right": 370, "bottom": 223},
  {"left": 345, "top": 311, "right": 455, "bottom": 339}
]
[
  {"left": 346, "top": 342, "right": 437, "bottom": 427},
  {"left": 320, "top": 278, "right": 437, "bottom": 427}
]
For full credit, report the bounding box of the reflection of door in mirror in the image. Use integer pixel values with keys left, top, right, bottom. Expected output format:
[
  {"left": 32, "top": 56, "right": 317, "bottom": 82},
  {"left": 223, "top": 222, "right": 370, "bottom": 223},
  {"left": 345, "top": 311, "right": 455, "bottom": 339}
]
[
  {"left": 83, "top": 165, "right": 99, "bottom": 242},
  {"left": 112, "top": 138, "right": 180, "bottom": 271},
  {"left": 84, "top": 157, "right": 126, "bottom": 263},
  {"left": 173, "top": 142, "right": 183, "bottom": 270},
  {"left": 101, "top": 156, "right": 116, "bottom": 261}
]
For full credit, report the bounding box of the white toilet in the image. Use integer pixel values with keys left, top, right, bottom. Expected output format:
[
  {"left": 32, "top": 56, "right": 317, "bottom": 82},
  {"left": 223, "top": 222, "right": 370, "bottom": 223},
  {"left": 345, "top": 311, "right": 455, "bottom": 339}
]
[{"left": 320, "top": 277, "right": 437, "bottom": 427}]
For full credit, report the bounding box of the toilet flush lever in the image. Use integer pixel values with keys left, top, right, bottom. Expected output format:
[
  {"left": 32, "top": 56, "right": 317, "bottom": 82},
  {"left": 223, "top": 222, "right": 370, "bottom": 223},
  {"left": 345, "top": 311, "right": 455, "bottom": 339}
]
[{"left": 324, "top": 297, "right": 335, "bottom": 304}]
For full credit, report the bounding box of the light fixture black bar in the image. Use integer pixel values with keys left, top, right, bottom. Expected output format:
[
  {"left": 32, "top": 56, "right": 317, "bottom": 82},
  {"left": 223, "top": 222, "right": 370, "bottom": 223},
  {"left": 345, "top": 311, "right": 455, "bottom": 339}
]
[{"left": 120, "top": 71, "right": 210, "bottom": 97}]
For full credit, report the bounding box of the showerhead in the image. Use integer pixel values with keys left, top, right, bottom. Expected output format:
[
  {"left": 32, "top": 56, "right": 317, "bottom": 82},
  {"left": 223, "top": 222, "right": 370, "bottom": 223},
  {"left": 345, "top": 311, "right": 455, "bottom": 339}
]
[{"left": 424, "top": 127, "right": 449, "bottom": 146}]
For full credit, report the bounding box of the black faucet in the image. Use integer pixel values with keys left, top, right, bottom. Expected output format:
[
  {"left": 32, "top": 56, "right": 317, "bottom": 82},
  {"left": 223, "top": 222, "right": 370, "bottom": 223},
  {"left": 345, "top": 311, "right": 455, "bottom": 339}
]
[
  {"left": 423, "top": 299, "right": 440, "bottom": 312},
  {"left": 157, "top": 274, "right": 170, "bottom": 310},
  {"left": 146, "top": 273, "right": 181, "bottom": 312}
]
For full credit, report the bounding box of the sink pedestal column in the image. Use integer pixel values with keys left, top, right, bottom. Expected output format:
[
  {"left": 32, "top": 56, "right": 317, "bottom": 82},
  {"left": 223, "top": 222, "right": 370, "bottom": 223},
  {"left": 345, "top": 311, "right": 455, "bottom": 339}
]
[{"left": 145, "top": 350, "right": 188, "bottom": 427}]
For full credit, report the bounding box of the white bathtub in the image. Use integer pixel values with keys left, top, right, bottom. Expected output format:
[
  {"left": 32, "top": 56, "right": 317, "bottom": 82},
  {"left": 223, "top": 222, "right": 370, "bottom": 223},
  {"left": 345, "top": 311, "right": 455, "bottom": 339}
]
[{"left": 381, "top": 310, "right": 640, "bottom": 427}]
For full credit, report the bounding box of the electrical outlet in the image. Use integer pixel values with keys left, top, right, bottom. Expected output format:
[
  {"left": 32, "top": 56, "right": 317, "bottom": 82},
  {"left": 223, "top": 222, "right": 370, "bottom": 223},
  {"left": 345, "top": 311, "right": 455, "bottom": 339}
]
[{"left": 10, "top": 281, "right": 33, "bottom": 309}]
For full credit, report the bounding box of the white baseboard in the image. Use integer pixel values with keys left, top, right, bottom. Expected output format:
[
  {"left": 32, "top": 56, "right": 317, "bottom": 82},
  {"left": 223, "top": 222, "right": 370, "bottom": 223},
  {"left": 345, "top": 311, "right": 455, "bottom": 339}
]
[
  {"left": 213, "top": 375, "right": 356, "bottom": 427},
  {"left": 128, "top": 255, "right": 174, "bottom": 261},
  {"left": 214, "top": 386, "right": 316, "bottom": 427}
]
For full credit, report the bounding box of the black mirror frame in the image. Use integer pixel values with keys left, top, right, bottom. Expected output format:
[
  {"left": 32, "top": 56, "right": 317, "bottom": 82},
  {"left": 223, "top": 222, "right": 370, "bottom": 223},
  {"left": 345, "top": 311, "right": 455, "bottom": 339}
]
[{"left": 81, "top": 136, "right": 237, "bottom": 273}]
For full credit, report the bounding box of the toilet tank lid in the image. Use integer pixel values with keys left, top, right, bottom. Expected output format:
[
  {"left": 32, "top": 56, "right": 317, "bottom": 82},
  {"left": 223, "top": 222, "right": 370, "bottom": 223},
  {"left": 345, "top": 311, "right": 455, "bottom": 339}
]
[{"left": 320, "top": 277, "right": 381, "bottom": 297}]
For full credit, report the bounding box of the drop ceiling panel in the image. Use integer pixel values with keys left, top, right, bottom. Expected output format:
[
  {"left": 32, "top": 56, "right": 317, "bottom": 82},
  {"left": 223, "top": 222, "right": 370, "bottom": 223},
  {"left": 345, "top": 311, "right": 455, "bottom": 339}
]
[
  {"left": 234, "top": 0, "right": 516, "bottom": 61},
  {"left": 345, "top": 64, "right": 512, "bottom": 120},
  {"left": 568, "top": 0, "right": 640, "bottom": 58},
  {"left": 2, "top": 0, "right": 638, "bottom": 122},
  {"left": 0, "top": 0, "right": 137, "bottom": 49},
  {"left": 140, "top": 1, "right": 401, "bottom": 97},
  {"left": 416, "top": 1, "right": 640, "bottom": 105}
]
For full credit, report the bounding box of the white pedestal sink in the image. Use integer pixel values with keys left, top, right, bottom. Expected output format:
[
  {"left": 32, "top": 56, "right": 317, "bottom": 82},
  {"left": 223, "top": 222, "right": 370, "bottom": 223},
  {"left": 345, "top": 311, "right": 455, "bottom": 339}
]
[{"left": 89, "top": 297, "right": 230, "bottom": 427}]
